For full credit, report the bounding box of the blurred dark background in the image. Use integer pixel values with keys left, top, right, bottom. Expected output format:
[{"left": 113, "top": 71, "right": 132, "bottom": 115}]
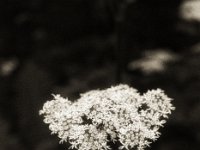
[{"left": 0, "top": 0, "right": 200, "bottom": 149}]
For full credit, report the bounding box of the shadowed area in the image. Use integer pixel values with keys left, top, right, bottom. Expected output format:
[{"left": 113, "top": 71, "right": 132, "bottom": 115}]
[{"left": 0, "top": 0, "right": 200, "bottom": 149}]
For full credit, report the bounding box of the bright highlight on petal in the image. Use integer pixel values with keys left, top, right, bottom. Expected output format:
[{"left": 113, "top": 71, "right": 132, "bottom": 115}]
[{"left": 40, "top": 84, "right": 175, "bottom": 150}]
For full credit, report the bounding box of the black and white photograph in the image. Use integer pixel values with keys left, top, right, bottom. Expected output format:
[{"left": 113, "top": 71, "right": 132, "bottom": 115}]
[{"left": 0, "top": 0, "right": 200, "bottom": 150}]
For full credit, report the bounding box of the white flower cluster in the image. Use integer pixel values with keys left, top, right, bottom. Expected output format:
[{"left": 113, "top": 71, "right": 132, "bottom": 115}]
[
  {"left": 128, "top": 50, "right": 179, "bottom": 74},
  {"left": 180, "top": 0, "right": 200, "bottom": 21},
  {"left": 39, "top": 84, "right": 175, "bottom": 150}
]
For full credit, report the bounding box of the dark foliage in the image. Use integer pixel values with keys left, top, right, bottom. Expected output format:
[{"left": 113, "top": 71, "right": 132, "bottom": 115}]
[{"left": 0, "top": 0, "right": 200, "bottom": 149}]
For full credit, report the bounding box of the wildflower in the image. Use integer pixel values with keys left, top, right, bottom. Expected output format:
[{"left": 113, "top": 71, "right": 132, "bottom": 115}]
[{"left": 40, "top": 84, "right": 175, "bottom": 150}]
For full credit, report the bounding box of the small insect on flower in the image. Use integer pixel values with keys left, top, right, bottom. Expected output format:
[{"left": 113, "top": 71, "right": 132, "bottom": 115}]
[{"left": 39, "top": 84, "right": 175, "bottom": 150}]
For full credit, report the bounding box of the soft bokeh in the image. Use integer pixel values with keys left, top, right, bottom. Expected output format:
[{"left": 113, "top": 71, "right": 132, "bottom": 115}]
[{"left": 0, "top": 0, "right": 200, "bottom": 150}]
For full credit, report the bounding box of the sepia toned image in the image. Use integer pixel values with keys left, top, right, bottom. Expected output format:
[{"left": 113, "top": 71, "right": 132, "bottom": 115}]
[{"left": 0, "top": 0, "right": 200, "bottom": 150}]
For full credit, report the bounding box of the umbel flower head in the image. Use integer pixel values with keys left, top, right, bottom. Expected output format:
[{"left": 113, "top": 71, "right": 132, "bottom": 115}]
[{"left": 39, "top": 84, "right": 175, "bottom": 150}]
